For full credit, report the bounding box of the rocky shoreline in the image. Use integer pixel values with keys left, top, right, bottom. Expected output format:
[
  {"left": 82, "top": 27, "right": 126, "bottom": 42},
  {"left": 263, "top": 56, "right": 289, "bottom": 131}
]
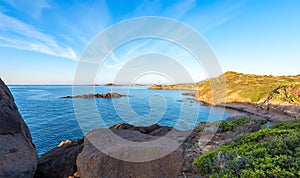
[
  {"left": 194, "top": 98, "right": 300, "bottom": 121},
  {"left": 34, "top": 118, "right": 269, "bottom": 178},
  {"left": 217, "top": 102, "right": 298, "bottom": 121},
  {"left": 194, "top": 95, "right": 298, "bottom": 122}
]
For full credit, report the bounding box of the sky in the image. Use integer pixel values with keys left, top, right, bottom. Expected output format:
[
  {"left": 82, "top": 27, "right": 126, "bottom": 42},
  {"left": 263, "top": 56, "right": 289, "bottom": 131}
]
[{"left": 0, "top": 0, "right": 300, "bottom": 84}]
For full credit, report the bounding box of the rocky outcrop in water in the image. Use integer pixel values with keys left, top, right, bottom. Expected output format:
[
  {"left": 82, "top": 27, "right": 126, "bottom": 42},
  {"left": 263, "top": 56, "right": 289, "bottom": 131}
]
[
  {"left": 62, "top": 92, "right": 126, "bottom": 99},
  {"left": 0, "top": 78, "right": 38, "bottom": 178},
  {"left": 104, "top": 83, "right": 116, "bottom": 86}
]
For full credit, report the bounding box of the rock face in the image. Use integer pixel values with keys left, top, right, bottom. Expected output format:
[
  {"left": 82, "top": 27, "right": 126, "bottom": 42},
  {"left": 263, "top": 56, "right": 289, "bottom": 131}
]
[
  {"left": 77, "top": 129, "right": 184, "bottom": 178},
  {"left": 261, "top": 85, "right": 300, "bottom": 118},
  {"left": 34, "top": 139, "right": 84, "bottom": 178},
  {"left": 0, "top": 78, "right": 38, "bottom": 177},
  {"left": 62, "top": 92, "right": 126, "bottom": 99}
]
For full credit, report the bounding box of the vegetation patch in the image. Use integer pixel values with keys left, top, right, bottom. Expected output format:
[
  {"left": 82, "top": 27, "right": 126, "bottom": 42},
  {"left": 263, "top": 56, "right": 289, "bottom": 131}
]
[
  {"left": 193, "top": 119, "right": 300, "bottom": 177},
  {"left": 194, "top": 117, "right": 267, "bottom": 134}
]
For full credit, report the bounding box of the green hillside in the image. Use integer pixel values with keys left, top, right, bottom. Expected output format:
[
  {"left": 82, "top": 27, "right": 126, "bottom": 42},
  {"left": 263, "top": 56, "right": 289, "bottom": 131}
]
[{"left": 195, "top": 71, "right": 300, "bottom": 105}]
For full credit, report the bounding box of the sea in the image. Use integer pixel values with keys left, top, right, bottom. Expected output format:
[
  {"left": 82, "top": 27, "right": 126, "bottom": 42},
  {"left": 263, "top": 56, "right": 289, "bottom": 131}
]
[{"left": 9, "top": 85, "right": 245, "bottom": 156}]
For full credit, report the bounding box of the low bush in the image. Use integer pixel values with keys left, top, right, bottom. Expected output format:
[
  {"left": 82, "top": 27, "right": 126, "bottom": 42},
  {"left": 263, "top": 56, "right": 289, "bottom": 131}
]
[{"left": 193, "top": 119, "right": 300, "bottom": 177}]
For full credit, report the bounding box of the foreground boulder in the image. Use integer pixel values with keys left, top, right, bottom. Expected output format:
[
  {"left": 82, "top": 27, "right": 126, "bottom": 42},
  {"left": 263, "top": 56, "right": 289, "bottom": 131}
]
[
  {"left": 77, "top": 129, "right": 184, "bottom": 178},
  {"left": 34, "top": 139, "right": 84, "bottom": 178},
  {"left": 0, "top": 78, "right": 38, "bottom": 177}
]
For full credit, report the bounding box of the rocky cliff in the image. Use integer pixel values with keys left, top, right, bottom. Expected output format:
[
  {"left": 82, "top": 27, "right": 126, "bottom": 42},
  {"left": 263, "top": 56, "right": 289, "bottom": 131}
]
[{"left": 0, "top": 78, "right": 38, "bottom": 178}]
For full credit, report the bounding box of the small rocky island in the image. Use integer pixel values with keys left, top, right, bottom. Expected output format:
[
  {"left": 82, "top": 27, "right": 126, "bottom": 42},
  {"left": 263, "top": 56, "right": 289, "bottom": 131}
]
[
  {"left": 104, "top": 83, "right": 116, "bottom": 86},
  {"left": 62, "top": 92, "right": 126, "bottom": 99}
]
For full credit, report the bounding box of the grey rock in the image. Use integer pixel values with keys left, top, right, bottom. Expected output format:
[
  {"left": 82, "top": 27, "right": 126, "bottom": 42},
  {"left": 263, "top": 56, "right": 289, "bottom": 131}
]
[
  {"left": 0, "top": 78, "right": 38, "bottom": 178},
  {"left": 77, "top": 129, "right": 183, "bottom": 178},
  {"left": 34, "top": 139, "right": 84, "bottom": 178}
]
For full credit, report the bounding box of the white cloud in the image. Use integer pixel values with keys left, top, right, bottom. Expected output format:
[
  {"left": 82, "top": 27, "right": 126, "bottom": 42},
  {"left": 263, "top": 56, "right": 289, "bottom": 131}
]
[{"left": 0, "top": 12, "right": 77, "bottom": 59}]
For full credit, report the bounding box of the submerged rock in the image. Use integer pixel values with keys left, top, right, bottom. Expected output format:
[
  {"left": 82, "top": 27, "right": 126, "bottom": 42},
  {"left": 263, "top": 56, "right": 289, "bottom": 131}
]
[{"left": 0, "top": 78, "right": 38, "bottom": 178}]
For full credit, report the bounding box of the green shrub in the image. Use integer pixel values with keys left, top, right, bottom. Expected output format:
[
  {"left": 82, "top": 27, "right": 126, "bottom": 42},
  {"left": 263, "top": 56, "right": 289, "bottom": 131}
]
[
  {"left": 218, "top": 118, "right": 251, "bottom": 132},
  {"left": 194, "top": 117, "right": 266, "bottom": 134},
  {"left": 193, "top": 119, "right": 300, "bottom": 178}
]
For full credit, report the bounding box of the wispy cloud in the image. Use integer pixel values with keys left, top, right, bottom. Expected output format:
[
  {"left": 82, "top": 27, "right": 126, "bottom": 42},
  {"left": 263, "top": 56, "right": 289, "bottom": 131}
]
[
  {"left": 183, "top": 0, "right": 246, "bottom": 33},
  {"left": 162, "top": 0, "right": 197, "bottom": 19},
  {"left": 0, "top": 12, "right": 77, "bottom": 59},
  {"left": 103, "top": 39, "right": 152, "bottom": 70},
  {"left": 129, "top": 0, "right": 196, "bottom": 20},
  {"left": 104, "top": 62, "right": 125, "bottom": 70},
  {"left": 2, "top": 0, "right": 51, "bottom": 19},
  {"left": 130, "top": 0, "right": 161, "bottom": 17},
  {"left": 109, "top": 51, "right": 119, "bottom": 63}
]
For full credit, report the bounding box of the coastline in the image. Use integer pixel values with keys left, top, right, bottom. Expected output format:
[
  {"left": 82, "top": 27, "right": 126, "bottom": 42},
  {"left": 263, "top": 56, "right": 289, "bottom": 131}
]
[
  {"left": 194, "top": 97, "right": 297, "bottom": 122},
  {"left": 149, "top": 85, "right": 297, "bottom": 122},
  {"left": 216, "top": 102, "right": 295, "bottom": 121}
]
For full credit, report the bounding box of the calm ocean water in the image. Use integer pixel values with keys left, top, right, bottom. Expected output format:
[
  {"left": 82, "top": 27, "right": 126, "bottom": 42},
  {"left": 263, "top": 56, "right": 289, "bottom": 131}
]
[{"left": 9, "top": 85, "right": 245, "bottom": 156}]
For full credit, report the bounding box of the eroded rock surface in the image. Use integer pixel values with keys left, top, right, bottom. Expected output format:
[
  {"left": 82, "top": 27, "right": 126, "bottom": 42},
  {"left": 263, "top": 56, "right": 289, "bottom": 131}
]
[
  {"left": 77, "top": 129, "right": 184, "bottom": 178},
  {"left": 0, "top": 78, "right": 38, "bottom": 178}
]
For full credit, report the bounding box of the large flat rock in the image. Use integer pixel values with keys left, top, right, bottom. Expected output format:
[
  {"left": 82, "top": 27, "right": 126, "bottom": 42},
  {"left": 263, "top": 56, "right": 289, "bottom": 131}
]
[{"left": 77, "top": 129, "right": 184, "bottom": 178}]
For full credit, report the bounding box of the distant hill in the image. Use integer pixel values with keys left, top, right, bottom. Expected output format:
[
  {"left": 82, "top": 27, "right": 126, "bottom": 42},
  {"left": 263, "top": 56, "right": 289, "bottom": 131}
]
[
  {"left": 149, "top": 83, "right": 199, "bottom": 90},
  {"left": 194, "top": 71, "right": 300, "bottom": 119},
  {"left": 195, "top": 71, "right": 300, "bottom": 105}
]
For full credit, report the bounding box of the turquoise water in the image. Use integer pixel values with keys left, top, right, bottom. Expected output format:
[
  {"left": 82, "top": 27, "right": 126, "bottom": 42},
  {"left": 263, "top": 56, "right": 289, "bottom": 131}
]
[{"left": 9, "top": 85, "right": 245, "bottom": 156}]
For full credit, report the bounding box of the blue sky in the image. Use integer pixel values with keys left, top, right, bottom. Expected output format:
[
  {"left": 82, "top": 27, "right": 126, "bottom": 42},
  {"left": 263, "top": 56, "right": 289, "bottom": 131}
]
[{"left": 0, "top": 0, "right": 300, "bottom": 84}]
